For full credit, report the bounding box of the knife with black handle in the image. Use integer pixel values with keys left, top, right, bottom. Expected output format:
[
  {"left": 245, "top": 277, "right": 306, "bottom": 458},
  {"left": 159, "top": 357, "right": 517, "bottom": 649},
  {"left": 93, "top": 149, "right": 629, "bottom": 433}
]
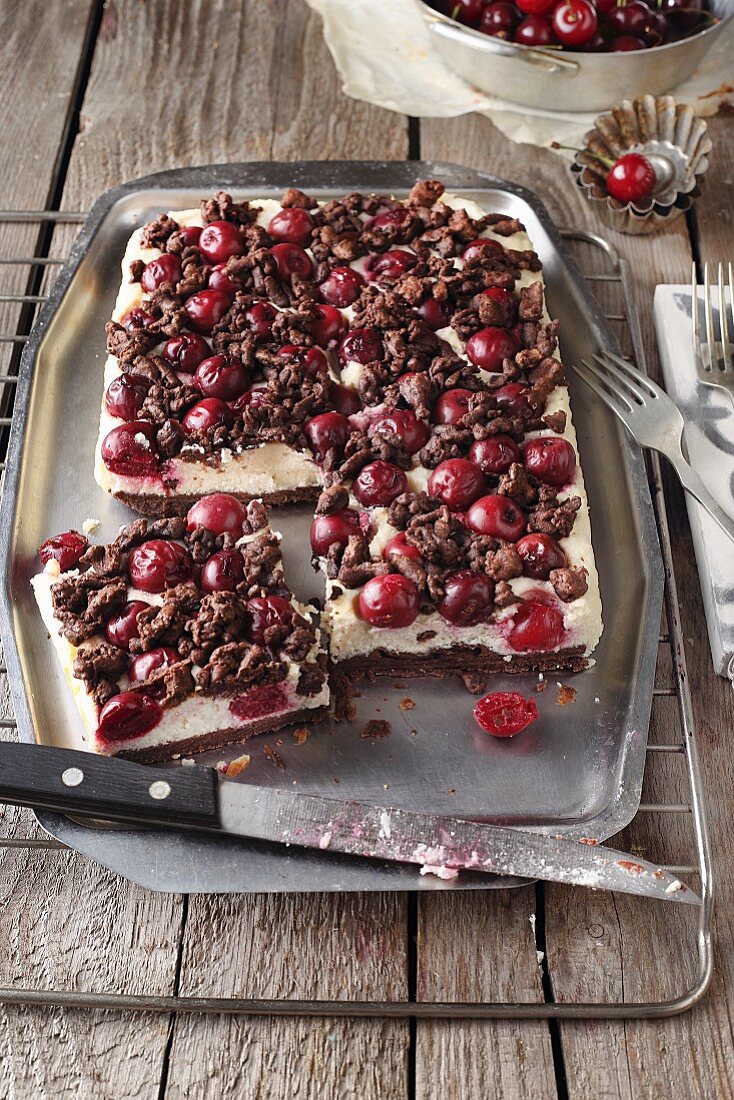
[{"left": 0, "top": 742, "right": 698, "bottom": 903}]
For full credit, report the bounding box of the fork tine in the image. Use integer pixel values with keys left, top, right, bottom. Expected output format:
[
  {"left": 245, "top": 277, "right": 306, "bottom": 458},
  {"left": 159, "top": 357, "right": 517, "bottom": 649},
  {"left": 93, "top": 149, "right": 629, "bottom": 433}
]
[
  {"left": 577, "top": 358, "right": 634, "bottom": 413},
  {"left": 704, "top": 261, "right": 716, "bottom": 372},
  {"left": 590, "top": 351, "right": 649, "bottom": 404},
  {"left": 593, "top": 348, "right": 664, "bottom": 400},
  {"left": 691, "top": 261, "right": 699, "bottom": 349},
  {"left": 719, "top": 262, "right": 731, "bottom": 374}
]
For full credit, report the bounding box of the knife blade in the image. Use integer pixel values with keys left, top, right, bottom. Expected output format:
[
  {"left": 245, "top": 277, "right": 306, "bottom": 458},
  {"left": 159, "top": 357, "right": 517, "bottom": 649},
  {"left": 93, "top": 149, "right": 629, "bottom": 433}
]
[{"left": 0, "top": 742, "right": 698, "bottom": 903}]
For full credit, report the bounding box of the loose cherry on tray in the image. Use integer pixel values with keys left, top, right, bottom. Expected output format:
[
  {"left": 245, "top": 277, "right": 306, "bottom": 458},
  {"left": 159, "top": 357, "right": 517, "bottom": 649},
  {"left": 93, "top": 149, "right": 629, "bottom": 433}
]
[
  {"left": 330, "top": 382, "right": 362, "bottom": 416},
  {"left": 270, "top": 242, "right": 314, "bottom": 282},
  {"left": 515, "top": 532, "right": 566, "bottom": 579},
  {"left": 182, "top": 397, "right": 234, "bottom": 434},
  {"left": 508, "top": 599, "right": 565, "bottom": 652},
  {"left": 162, "top": 332, "right": 211, "bottom": 373},
  {"left": 140, "top": 253, "right": 181, "bottom": 293},
  {"left": 466, "top": 326, "right": 518, "bottom": 373},
  {"left": 353, "top": 460, "right": 408, "bottom": 508},
  {"left": 129, "top": 646, "right": 179, "bottom": 685},
  {"left": 104, "top": 375, "right": 150, "bottom": 420},
  {"left": 417, "top": 295, "right": 451, "bottom": 331},
  {"left": 184, "top": 289, "right": 233, "bottom": 335},
  {"left": 551, "top": 0, "right": 598, "bottom": 46},
  {"left": 38, "top": 531, "right": 88, "bottom": 571},
  {"left": 428, "top": 458, "right": 487, "bottom": 511},
  {"left": 466, "top": 494, "right": 527, "bottom": 541},
  {"left": 383, "top": 532, "right": 423, "bottom": 564},
  {"left": 468, "top": 434, "right": 521, "bottom": 476},
  {"left": 522, "top": 436, "right": 576, "bottom": 487},
  {"left": 432, "top": 388, "right": 473, "bottom": 426},
  {"left": 101, "top": 421, "right": 159, "bottom": 477},
  {"left": 201, "top": 549, "right": 246, "bottom": 594},
  {"left": 366, "top": 250, "right": 417, "bottom": 282},
  {"left": 310, "top": 508, "right": 362, "bottom": 556},
  {"left": 437, "top": 569, "right": 495, "bottom": 627},
  {"left": 357, "top": 574, "right": 420, "bottom": 629},
  {"left": 244, "top": 595, "right": 294, "bottom": 645},
  {"left": 105, "top": 600, "right": 149, "bottom": 650},
  {"left": 319, "top": 266, "right": 365, "bottom": 307},
  {"left": 245, "top": 300, "right": 278, "bottom": 337},
  {"left": 305, "top": 412, "right": 351, "bottom": 460},
  {"left": 338, "top": 327, "right": 385, "bottom": 365},
  {"left": 186, "top": 493, "right": 247, "bottom": 536},
  {"left": 128, "top": 539, "right": 193, "bottom": 593},
  {"left": 198, "top": 221, "right": 244, "bottom": 265},
  {"left": 97, "top": 691, "right": 162, "bottom": 743},
  {"left": 474, "top": 691, "right": 539, "bottom": 738},
  {"left": 194, "top": 354, "right": 250, "bottom": 401},
  {"left": 268, "top": 207, "right": 315, "bottom": 248},
  {"left": 311, "top": 303, "right": 347, "bottom": 347},
  {"left": 370, "top": 409, "right": 429, "bottom": 455}
]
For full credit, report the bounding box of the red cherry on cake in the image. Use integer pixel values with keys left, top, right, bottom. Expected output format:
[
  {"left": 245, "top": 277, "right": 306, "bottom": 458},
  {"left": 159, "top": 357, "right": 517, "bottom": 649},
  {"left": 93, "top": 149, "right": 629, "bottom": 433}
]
[
  {"left": 128, "top": 539, "right": 193, "bottom": 593},
  {"left": 105, "top": 600, "right": 149, "bottom": 649},
  {"left": 310, "top": 508, "right": 362, "bottom": 556},
  {"left": 244, "top": 595, "right": 294, "bottom": 645},
  {"left": 383, "top": 532, "right": 423, "bottom": 564},
  {"left": 208, "top": 263, "right": 243, "bottom": 295},
  {"left": 428, "top": 459, "right": 486, "bottom": 511},
  {"left": 121, "top": 307, "right": 155, "bottom": 330},
  {"left": 278, "top": 344, "right": 329, "bottom": 376},
  {"left": 551, "top": 0, "right": 597, "bottom": 47},
  {"left": 182, "top": 397, "right": 234, "bottom": 434},
  {"left": 366, "top": 207, "right": 413, "bottom": 235},
  {"left": 466, "top": 494, "right": 526, "bottom": 541},
  {"left": 129, "top": 647, "right": 179, "bottom": 684},
  {"left": 311, "top": 303, "right": 347, "bottom": 347},
  {"left": 184, "top": 289, "right": 233, "bottom": 334},
  {"left": 466, "top": 327, "right": 517, "bottom": 373},
  {"left": 330, "top": 382, "right": 362, "bottom": 416},
  {"left": 354, "top": 461, "right": 408, "bottom": 507},
  {"left": 481, "top": 286, "right": 517, "bottom": 323},
  {"left": 198, "top": 220, "right": 244, "bottom": 264},
  {"left": 605, "top": 153, "right": 656, "bottom": 204},
  {"left": 186, "top": 493, "right": 247, "bottom": 536},
  {"left": 522, "top": 437, "right": 576, "bottom": 487},
  {"left": 140, "top": 253, "right": 181, "bottom": 293},
  {"left": 177, "top": 225, "right": 202, "bottom": 246},
  {"left": 104, "top": 375, "right": 149, "bottom": 420},
  {"left": 245, "top": 300, "right": 278, "bottom": 337},
  {"left": 319, "top": 266, "right": 365, "bottom": 307},
  {"left": 305, "top": 412, "right": 351, "bottom": 460},
  {"left": 268, "top": 207, "right": 315, "bottom": 248},
  {"left": 201, "top": 549, "right": 245, "bottom": 593},
  {"left": 417, "top": 296, "right": 450, "bottom": 331},
  {"left": 432, "top": 388, "right": 473, "bottom": 426},
  {"left": 97, "top": 691, "right": 162, "bottom": 743},
  {"left": 194, "top": 355, "right": 250, "bottom": 401},
  {"left": 370, "top": 409, "right": 429, "bottom": 455},
  {"left": 338, "top": 327, "right": 384, "bottom": 364},
  {"left": 358, "top": 574, "right": 420, "bottom": 629},
  {"left": 162, "top": 332, "right": 211, "bottom": 373},
  {"left": 270, "top": 242, "right": 314, "bottom": 282},
  {"left": 509, "top": 599, "right": 565, "bottom": 652},
  {"left": 438, "top": 569, "right": 495, "bottom": 627},
  {"left": 101, "top": 421, "right": 159, "bottom": 477},
  {"left": 231, "top": 386, "right": 266, "bottom": 413},
  {"left": 366, "top": 249, "right": 417, "bottom": 282},
  {"left": 514, "top": 14, "right": 556, "bottom": 44},
  {"left": 38, "top": 531, "right": 88, "bottom": 571},
  {"left": 462, "top": 238, "right": 504, "bottom": 264},
  {"left": 494, "top": 382, "right": 536, "bottom": 420},
  {"left": 468, "top": 434, "right": 521, "bottom": 476},
  {"left": 515, "top": 533, "right": 566, "bottom": 580}
]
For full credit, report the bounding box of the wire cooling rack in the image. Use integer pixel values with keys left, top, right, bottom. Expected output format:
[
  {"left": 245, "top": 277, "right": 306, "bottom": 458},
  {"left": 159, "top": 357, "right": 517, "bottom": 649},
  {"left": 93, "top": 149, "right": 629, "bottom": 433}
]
[{"left": 0, "top": 211, "right": 714, "bottom": 1020}]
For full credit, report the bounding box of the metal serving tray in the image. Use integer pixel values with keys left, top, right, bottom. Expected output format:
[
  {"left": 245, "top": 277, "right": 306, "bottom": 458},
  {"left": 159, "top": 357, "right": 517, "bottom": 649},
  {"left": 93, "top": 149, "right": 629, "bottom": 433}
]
[{"left": 0, "top": 162, "right": 663, "bottom": 893}]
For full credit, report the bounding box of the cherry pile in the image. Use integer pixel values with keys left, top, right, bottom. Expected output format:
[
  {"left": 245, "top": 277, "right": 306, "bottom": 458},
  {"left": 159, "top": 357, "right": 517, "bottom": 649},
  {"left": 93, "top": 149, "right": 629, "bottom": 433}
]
[{"left": 430, "top": 0, "right": 713, "bottom": 52}]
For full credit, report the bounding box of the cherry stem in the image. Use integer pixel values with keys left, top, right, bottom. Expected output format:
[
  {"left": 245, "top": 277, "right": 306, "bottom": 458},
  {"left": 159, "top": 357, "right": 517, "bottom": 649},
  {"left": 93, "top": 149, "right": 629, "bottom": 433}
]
[{"left": 550, "top": 141, "right": 615, "bottom": 169}]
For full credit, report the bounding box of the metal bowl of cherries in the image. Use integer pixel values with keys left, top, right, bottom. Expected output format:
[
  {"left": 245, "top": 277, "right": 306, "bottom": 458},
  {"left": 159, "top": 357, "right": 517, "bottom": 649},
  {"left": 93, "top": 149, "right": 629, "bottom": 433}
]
[{"left": 417, "top": 0, "right": 731, "bottom": 111}]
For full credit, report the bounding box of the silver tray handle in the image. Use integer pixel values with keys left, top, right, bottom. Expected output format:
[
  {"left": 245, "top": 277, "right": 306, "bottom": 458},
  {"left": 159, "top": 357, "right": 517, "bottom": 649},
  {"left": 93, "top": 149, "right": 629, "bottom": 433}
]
[{"left": 427, "top": 17, "right": 580, "bottom": 75}]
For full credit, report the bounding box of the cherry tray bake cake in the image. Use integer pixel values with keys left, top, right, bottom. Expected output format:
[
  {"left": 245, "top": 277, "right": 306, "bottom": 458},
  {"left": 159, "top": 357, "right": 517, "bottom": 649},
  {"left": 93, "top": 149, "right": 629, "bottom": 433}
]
[{"left": 32, "top": 495, "right": 329, "bottom": 760}]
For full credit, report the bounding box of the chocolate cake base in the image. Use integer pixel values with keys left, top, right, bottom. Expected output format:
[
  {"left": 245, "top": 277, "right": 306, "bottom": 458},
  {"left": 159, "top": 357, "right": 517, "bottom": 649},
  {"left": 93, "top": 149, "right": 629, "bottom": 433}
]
[
  {"left": 114, "top": 486, "right": 321, "bottom": 517},
  {"left": 334, "top": 645, "right": 588, "bottom": 683},
  {"left": 112, "top": 705, "right": 329, "bottom": 763}
]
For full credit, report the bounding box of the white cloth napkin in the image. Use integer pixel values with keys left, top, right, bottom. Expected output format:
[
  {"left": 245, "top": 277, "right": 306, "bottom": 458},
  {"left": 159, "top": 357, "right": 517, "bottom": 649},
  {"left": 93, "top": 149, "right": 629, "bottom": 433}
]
[
  {"left": 307, "top": 0, "right": 734, "bottom": 150},
  {"left": 654, "top": 284, "right": 734, "bottom": 680}
]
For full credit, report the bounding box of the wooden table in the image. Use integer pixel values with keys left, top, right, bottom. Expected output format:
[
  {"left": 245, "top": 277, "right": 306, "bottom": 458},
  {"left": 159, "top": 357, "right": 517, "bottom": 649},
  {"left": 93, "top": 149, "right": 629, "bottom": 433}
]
[{"left": 0, "top": 2, "right": 732, "bottom": 1096}]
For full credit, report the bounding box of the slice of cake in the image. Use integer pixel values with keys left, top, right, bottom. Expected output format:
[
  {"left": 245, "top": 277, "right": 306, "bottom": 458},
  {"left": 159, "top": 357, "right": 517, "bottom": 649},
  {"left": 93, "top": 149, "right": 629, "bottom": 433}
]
[{"left": 32, "top": 495, "right": 329, "bottom": 760}]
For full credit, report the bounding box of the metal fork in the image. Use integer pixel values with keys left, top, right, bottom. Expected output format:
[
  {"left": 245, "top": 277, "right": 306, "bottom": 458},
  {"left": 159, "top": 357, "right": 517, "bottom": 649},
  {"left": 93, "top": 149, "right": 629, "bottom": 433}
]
[
  {"left": 693, "top": 261, "right": 734, "bottom": 396},
  {"left": 572, "top": 350, "right": 734, "bottom": 545}
]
